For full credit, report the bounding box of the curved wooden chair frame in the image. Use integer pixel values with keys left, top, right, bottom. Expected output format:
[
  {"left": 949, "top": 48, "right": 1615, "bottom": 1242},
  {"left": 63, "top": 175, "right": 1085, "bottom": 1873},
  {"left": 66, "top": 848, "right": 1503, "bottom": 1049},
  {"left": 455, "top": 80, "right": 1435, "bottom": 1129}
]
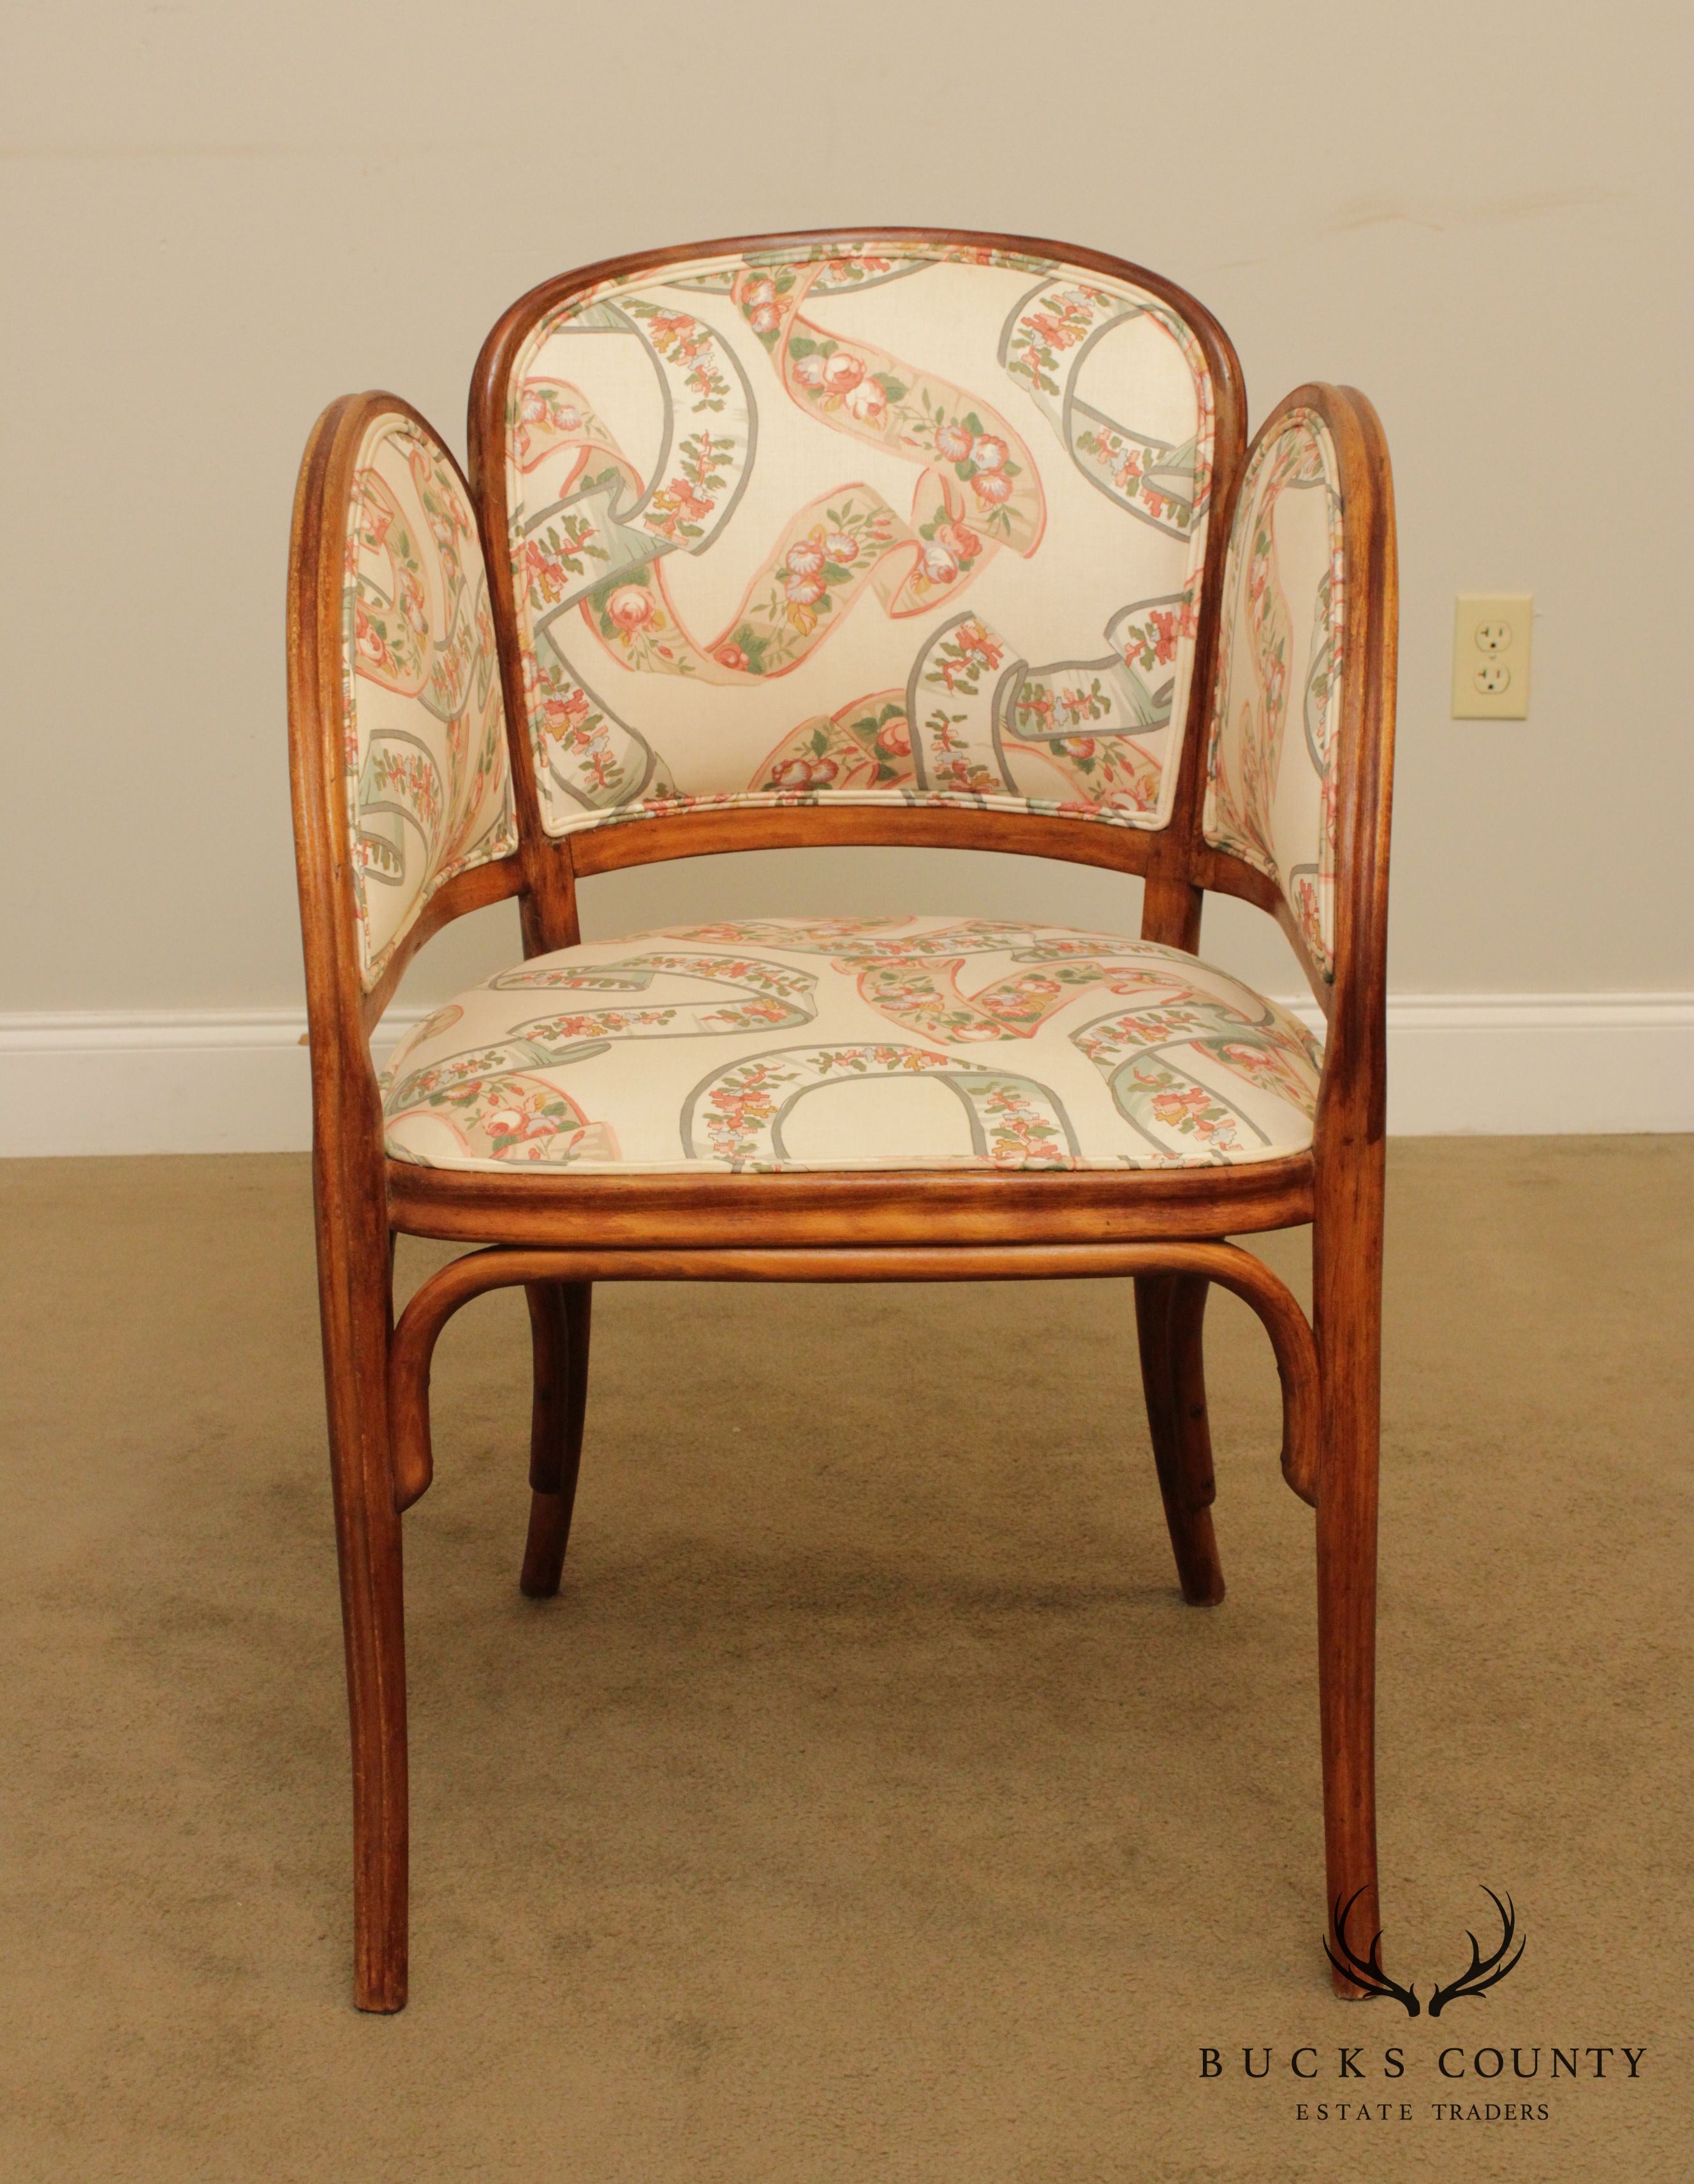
[{"left": 288, "top": 227, "right": 1397, "bottom": 2012}]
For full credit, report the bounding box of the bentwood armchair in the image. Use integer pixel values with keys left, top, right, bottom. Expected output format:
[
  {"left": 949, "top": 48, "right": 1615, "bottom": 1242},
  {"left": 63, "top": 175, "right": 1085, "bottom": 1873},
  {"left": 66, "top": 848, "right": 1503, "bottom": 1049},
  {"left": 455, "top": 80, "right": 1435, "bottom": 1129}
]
[{"left": 287, "top": 228, "right": 1396, "bottom": 2012}]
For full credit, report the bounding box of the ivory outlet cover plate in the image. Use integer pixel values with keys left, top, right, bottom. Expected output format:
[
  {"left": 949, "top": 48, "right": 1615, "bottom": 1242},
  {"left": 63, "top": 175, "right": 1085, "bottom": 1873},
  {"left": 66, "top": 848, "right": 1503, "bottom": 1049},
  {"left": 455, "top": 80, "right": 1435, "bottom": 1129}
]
[{"left": 1452, "top": 593, "right": 1533, "bottom": 719}]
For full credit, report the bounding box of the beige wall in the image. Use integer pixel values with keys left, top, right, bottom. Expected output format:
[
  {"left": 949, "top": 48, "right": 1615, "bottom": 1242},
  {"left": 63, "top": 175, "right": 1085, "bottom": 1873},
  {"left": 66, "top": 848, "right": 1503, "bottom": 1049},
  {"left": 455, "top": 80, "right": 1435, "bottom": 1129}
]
[{"left": 6, "top": 0, "right": 1689, "bottom": 1013}]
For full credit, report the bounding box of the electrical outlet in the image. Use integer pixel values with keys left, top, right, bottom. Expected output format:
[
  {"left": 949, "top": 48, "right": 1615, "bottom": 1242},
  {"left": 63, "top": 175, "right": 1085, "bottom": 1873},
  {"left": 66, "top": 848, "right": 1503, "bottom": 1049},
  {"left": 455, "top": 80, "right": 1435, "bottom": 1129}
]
[{"left": 1452, "top": 594, "right": 1533, "bottom": 719}]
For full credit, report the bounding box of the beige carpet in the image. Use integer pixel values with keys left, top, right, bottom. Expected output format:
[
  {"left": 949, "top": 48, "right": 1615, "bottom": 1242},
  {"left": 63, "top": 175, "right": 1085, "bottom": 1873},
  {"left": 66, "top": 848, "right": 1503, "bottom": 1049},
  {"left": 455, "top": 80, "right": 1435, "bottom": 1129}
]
[{"left": 0, "top": 1140, "right": 1688, "bottom": 2182}]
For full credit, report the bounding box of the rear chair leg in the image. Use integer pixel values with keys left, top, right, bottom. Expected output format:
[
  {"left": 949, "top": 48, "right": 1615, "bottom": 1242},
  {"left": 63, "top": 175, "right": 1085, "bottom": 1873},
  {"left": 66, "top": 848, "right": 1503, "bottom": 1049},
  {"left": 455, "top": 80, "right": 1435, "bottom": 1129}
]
[
  {"left": 519, "top": 1280, "right": 592, "bottom": 1598},
  {"left": 1134, "top": 1272, "right": 1225, "bottom": 1605}
]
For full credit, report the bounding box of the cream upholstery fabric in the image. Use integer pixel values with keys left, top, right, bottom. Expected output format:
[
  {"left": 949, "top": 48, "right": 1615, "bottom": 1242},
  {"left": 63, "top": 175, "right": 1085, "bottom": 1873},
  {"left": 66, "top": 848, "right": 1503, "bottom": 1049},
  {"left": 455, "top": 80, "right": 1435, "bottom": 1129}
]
[
  {"left": 343, "top": 414, "right": 517, "bottom": 986},
  {"left": 1202, "top": 407, "right": 1344, "bottom": 978},
  {"left": 498, "top": 241, "right": 1219, "bottom": 843},
  {"left": 382, "top": 917, "right": 1320, "bottom": 1175}
]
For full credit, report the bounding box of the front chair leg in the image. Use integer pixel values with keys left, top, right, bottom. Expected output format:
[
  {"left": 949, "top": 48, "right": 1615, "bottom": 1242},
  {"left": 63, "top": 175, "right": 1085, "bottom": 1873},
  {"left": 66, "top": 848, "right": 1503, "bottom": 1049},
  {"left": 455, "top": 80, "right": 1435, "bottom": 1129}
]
[
  {"left": 1315, "top": 1229, "right": 1384, "bottom": 1999},
  {"left": 317, "top": 1218, "right": 408, "bottom": 2012},
  {"left": 519, "top": 1280, "right": 592, "bottom": 1598},
  {"left": 1134, "top": 1272, "right": 1225, "bottom": 1606}
]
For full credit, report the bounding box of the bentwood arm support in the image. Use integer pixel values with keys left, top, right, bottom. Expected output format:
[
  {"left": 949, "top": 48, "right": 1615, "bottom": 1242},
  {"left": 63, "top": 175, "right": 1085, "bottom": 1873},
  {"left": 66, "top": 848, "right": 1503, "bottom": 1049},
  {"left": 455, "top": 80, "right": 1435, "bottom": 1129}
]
[
  {"left": 288, "top": 390, "right": 526, "bottom": 2011},
  {"left": 386, "top": 1240, "right": 1323, "bottom": 1516},
  {"left": 1205, "top": 379, "right": 1398, "bottom": 1998}
]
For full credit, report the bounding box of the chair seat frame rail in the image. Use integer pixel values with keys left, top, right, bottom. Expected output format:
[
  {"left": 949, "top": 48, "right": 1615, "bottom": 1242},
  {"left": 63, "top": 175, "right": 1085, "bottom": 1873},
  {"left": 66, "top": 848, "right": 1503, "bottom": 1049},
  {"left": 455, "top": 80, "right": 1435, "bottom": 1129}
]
[{"left": 286, "top": 226, "right": 1397, "bottom": 2013}]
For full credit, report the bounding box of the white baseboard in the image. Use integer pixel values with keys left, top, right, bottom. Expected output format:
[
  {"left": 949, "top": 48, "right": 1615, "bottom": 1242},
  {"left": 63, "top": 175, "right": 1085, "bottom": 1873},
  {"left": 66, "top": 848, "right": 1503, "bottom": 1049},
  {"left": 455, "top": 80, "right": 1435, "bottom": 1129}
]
[
  {"left": 1306, "top": 992, "right": 1693, "bottom": 1135},
  {"left": 1, "top": 994, "right": 1690, "bottom": 1157},
  {"left": 0, "top": 1008, "right": 427, "bottom": 1159}
]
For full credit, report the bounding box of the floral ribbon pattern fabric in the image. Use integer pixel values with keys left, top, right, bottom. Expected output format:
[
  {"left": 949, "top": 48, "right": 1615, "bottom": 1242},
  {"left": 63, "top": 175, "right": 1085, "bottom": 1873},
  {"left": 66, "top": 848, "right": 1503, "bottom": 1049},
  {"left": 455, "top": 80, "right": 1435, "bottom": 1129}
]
[
  {"left": 1202, "top": 406, "right": 1346, "bottom": 978},
  {"left": 381, "top": 916, "right": 1321, "bottom": 1175},
  {"left": 500, "top": 242, "right": 1217, "bottom": 840},
  {"left": 342, "top": 416, "right": 517, "bottom": 985}
]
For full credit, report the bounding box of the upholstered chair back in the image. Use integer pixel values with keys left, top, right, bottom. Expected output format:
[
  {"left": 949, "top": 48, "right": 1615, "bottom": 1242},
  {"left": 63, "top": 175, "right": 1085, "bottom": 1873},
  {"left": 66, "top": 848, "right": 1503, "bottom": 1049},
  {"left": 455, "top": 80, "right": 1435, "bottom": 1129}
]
[
  {"left": 340, "top": 409, "right": 517, "bottom": 987},
  {"left": 478, "top": 236, "right": 1231, "bottom": 851},
  {"left": 1204, "top": 406, "right": 1347, "bottom": 980}
]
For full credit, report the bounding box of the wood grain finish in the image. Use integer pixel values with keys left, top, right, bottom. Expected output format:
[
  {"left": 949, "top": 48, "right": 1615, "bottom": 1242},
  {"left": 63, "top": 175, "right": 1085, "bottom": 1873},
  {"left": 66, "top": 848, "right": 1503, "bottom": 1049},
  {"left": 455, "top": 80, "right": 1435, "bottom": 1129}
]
[
  {"left": 1300, "top": 382, "right": 1397, "bottom": 1998},
  {"left": 288, "top": 233, "right": 1399, "bottom": 2011},
  {"left": 1135, "top": 1273, "right": 1225, "bottom": 1605},
  {"left": 568, "top": 800, "right": 1156, "bottom": 876},
  {"left": 387, "top": 1155, "right": 1315, "bottom": 1249},
  {"left": 518, "top": 1281, "right": 592, "bottom": 1599},
  {"left": 289, "top": 392, "right": 424, "bottom": 2011}
]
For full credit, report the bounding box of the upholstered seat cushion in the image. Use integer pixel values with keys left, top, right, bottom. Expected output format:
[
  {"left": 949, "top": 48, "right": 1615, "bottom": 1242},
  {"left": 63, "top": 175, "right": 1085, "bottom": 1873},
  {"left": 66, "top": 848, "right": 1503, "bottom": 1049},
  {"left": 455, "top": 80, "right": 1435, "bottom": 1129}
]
[{"left": 381, "top": 916, "right": 1321, "bottom": 1176}]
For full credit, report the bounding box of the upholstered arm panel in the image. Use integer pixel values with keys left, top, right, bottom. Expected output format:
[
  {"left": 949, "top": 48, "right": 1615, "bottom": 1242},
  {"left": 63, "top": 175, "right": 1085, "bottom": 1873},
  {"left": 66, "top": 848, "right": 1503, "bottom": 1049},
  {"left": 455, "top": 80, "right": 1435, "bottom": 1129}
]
[
  {"left": 342, "top": 412, "right": 517, "bottom": 987},
  {"left": 493, "top": 238, "right": 1222, "bottom": 842},
  {"left": 1202, "top": 406, "right": 1345, "bottom": 978}
]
